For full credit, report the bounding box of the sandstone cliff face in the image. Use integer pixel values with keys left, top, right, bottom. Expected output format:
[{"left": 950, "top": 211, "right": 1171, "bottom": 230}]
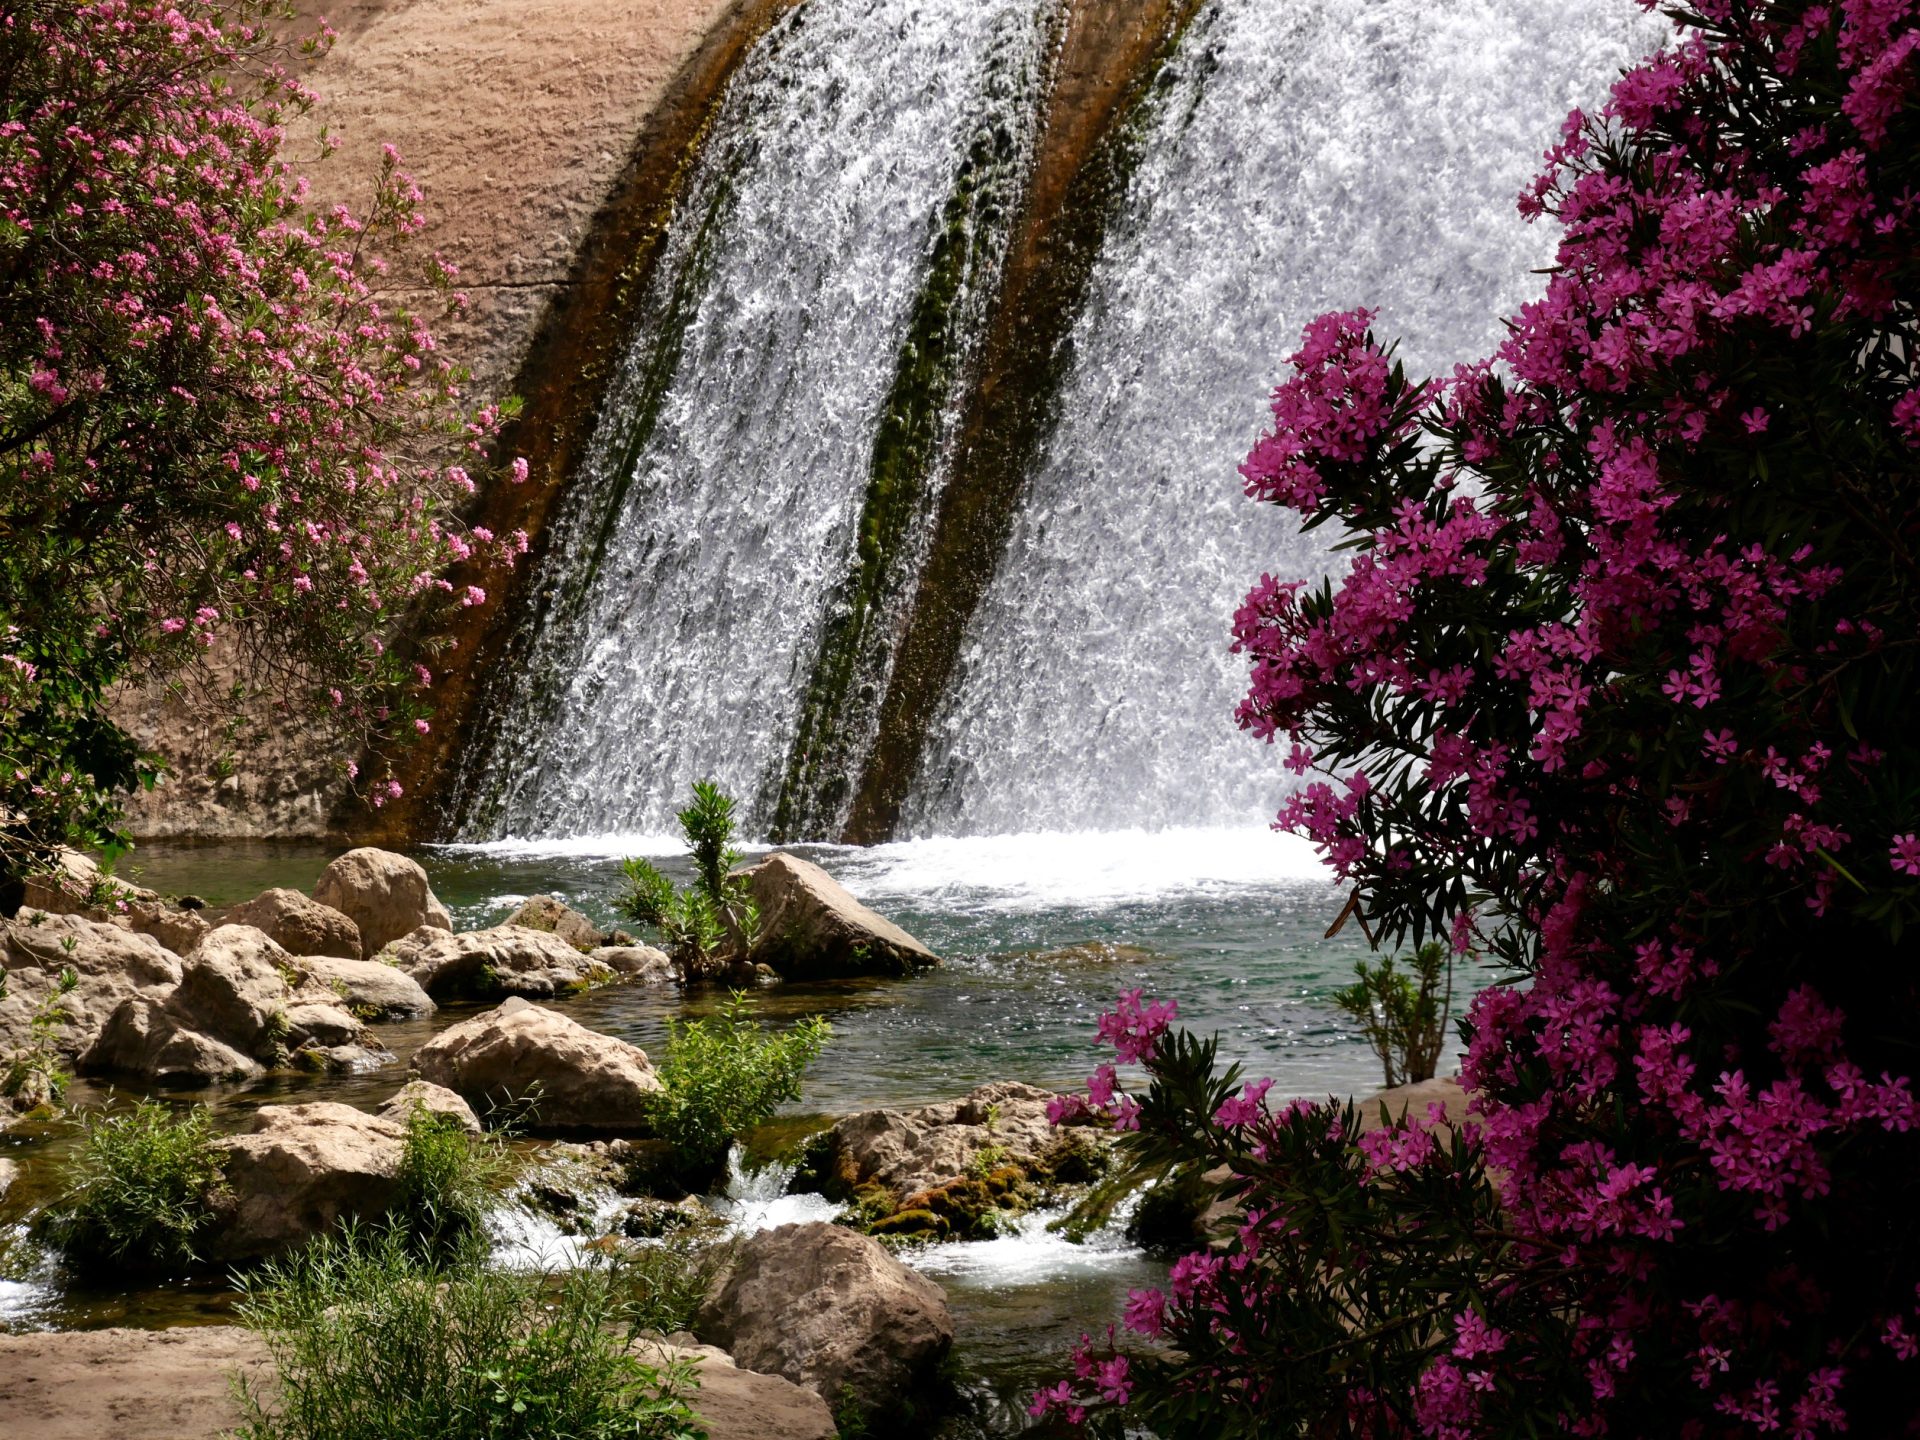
[{"left": 114, "top": 0, "right": 748, "bottom": 838}]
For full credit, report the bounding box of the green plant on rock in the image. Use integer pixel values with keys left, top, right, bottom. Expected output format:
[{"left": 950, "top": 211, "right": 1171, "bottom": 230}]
[
  {"left": 232, "top": 1226, "right": 708, "bottom": 1440},
  {"left": 0, "top": 963, "right": 77, "bottom": 1110},
  {"left": 623, "top": 1231, "right": 738, "bottom": 1337},
  {"left": 616, "top": 782, "right": 761, "bottom": 979},
  {"left": 37, "top": 1100, "right": 227, "bottom": 1275},
  {"left": 391, "top": 1105, "right": 514, "bottom": 1260},
  {"left": 646, "top": 992, "right": 829, "bottom": 1189},
  {"left": 1329, "top": 940, "right": 1452, "bottom": 1089}
]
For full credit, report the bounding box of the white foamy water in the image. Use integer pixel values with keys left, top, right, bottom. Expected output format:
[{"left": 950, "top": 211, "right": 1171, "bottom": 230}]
[
  {"left": 835, "top": 826, "right": 1334, "bottom": 913},
  {"left": 707, "top": 1154, "right": 842, "bottom": 1235},
  {"left": 907, "top": 1206, "right": 1141, "bottom": 1287},
  {"left": 903, "top": 0, "right": 1668, "bottom": 835},
  {"left": 455, "top": 0, "right": 1055, "bottom": 840},
  {"left": 440, "top": 825, "right": 1335, "bottom": 914}
]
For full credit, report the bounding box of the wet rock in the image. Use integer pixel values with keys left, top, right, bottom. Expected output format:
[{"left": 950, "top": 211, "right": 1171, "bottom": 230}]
[
  {"left": 799, "top": 1082, "right": 1103, "bottom": 1200},
  {"left": 208, "top": 1101, "right": 408, "bottom": 1260},
  {"left": 619, "top": 1195, "right": 719, "bottom": 1239},
  {"left": 377, "top": 1079, "right": 482, "bottom": 1134},
  {"left": 503, "top": 893, "right": 606, "bottom": 951},
  {"left": 114, "top": 899, "right": 211, "bottom": 957},
  {"left": 82, "top": 926, "right": 385, "bottom": 1084},
  {"left": 224, "top": 887, "right": 362, "bottom": 959},
  {"left": 86, "top": 997, "right": 264, "bottom": 1084},
  {"left": 590, "top": 943, "right": 677, "bottom": 983},
  {"left": 387, "top": 923, "right": 616, "bottom": 1000},
  {"left": 292, "top": 955, "right": 436, "bottom": 1020},
  {"left": 695, "top": 1221, "right": 952, "bottom": 1419},
  {"left": 738, "top": 853, "right": 936, "bottom": 978},
  {"left": 634, "top": 1341, "right": 837, "bottom": 1440},
  {"left": 0, "top": 913, "right": 182, "bottom": 1063},
  {"left": 410, "top": 997, "right": 662, "bottom": 1133},
  {"left": 173, "top": 926, "right": 371, "bottom": 1054},
  {"left": 312, "top": 847, "right": 452, "bottom": 958}
]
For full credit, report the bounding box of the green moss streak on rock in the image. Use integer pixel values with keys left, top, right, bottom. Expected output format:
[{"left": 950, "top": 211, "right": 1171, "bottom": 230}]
[
  {"left": 769, "top": 109, "right": 1030, "bottom": 840},
  {"left": 843, "top": 0, "right": 1213, "bottom": 843}
]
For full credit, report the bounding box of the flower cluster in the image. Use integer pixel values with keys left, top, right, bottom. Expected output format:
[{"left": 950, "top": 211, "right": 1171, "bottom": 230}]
[
  {"left": 1053, "top": 2, "right": 1920, "bottom": 1434},
  {"left": 0, "top": 0, "right": 525, "bottom": 868}
]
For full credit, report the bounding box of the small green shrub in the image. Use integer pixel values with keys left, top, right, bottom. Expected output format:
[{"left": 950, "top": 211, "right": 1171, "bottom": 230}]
[
  {"left": 623, "top": 1233, "right": 738, "bottom": 1336},
  {"left": 616, "top": 782, "right": 761, "bottom": 978},
  {"left": 232, "top": 1226, "right": 708, "bottom": 1440},
  {"left": 391, "top": 1106, "right": 514, "bottom": 1259},
  {"left": 1, "top": 963, "right": 78, "bottom": 1109},
  {"left": 1330, "top": 940, "right": 1453, "bottom": 1089},
  {"left": 38, "top": 1100, "right": 227, "bottom": 1274},
  {"left": 647, "top": 993, "right": 829, "bottom": 1187}
]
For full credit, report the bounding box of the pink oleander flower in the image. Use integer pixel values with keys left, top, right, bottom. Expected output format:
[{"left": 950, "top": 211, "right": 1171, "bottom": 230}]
[{"left": 1892, "top": 834, "right": 1920, "bottom": 877}]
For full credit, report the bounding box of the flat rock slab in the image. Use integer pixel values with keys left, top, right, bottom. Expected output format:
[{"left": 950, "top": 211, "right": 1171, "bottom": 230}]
[
  {"left": 0, "top": 1325, "right": 268, "bottom": 1440},
  {"left": 0, "top": 1327, "right": 832, "bottom": 1440}
]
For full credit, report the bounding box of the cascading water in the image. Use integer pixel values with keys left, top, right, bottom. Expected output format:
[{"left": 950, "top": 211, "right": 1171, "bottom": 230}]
[
  {"left": 900, "top": 0, "right": 1668, "bottom": 836},
  {"left": 452, "top": 0, "right": 1055, "bottom": 841}
]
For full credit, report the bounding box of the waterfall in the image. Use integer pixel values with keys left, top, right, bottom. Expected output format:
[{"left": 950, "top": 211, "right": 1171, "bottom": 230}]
[
  {"left": 899, "top": 0, "right": 1666, "bottom": 836},
  {"left": 452, "top": 0, "right": 1055, "bottom": 840}
]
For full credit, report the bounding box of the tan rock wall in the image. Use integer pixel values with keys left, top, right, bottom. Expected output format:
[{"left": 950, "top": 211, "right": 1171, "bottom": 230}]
[{"left": 115, "top": 0, "right": 749, "bottom": 838}]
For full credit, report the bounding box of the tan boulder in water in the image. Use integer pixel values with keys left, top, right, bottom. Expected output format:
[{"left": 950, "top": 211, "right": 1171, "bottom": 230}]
[
  {"left": 291, "top": 955, "right": 436, "bottom": 1020},
  {"left": 503, "top": 893, "right": 606, "bottom": 951},
  {"left": 312, "top": 847, "right": 452, "bottom": 958},
  {"left": 0, "top": 913, "right": 182, "bottom": 1065},
  {"left": 387, "top": 923, "right": 617, "bottom": 1000},
  {"left": 695, "top": 1220, "right": 952, "bottom": 1419},
  {"left": 410, "top": 997, "right": 662, "bottom": 1133},
  {"left": 207, "top": 1101, "right": 409, "bottom": 1260},
  {"left": 224, "top": 887, "right": 363, "bottom": 960},
  {"left": 738, "top": 852, "right": 936, "bottom": 978}
]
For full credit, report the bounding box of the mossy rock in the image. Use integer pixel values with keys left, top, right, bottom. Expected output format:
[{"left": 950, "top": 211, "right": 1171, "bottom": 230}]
[{"left": 866, "top": 1207, "right": 948, "bottom": 1240}]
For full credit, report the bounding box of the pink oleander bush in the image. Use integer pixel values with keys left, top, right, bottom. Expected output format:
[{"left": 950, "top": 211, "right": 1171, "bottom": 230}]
[
  {"left": 1039, "top": 2, "right": 1918, "bottom": 1435},
  {"left": 0, "top": 0, "right": 525, "bottom": 873}
]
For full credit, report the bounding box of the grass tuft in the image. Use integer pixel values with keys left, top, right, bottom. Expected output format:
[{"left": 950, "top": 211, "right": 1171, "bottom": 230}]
[
  {"left": 232, "top": 1226, "right": 709, "bottom": 1440},
  {"left": 36, "top": 1099, "right": 226, "bottom": 1275}
]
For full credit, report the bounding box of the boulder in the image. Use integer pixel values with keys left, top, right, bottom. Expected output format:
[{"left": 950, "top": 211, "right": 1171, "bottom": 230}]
[
  {"left": 85, "top": 997, "right": 264, "bottom": 1084},
  {"left": 173, "top": 926, "right": 371, "bottom": 1054},
  {"left": 590, "top": 943, "right": 677, "bottom": 983},
  {"left": 312, "top": 847, "right": 452, "bottom": 958},
  {"left": 503, "top": 893, "right": 606, "bottom": 951},
  {"left": 224, "top": 887, "right": 362, "bottom": 959},
  {"left": 80, "top": 926, "right": 385, "bottom": 1084},
  {"left": 794, "top": 1082, "right": 1107, "bottom": 1241},
  {"left": 378, "top": 1079, "right": 482, "bottom": 1135},
  {"left": 17, "top": 847, "right": 155, "bottom": 915},
  {"left": 0, "top": 913, "right": 183, "bottom": 1062},
  {"left": 113, "top": 899, "right": 211, "bottom": 957},
  {"left": 635, "top": 1341, "right": 837, "bottom": 1439},
  {"left": 208, "top": 1101, "right": 408, "bottom": 1259},
  {"left": 0, "top": 1155, "right": 16, "bottom": 1199},
  {"left": 291, "top": 955, "right": 436, "bottom": 1020},
  {"left": 387, "top": 923, "right": 616, "bottom": 1000},
  {"left": 801, "top": 1081, "right": 1101, "bottom": 1200},
  {"left": 1360, "top": 1075, "right": 1474, "bottom": 1132},
  {"left": 695, "top": 1221, "right": 952, "bottom": 1419},
  {"left": 738, "top": 853, "right": 936, "bottom": 978},
  {"left": 411, "top": 997, "right": 661, "bottom": 1133}
]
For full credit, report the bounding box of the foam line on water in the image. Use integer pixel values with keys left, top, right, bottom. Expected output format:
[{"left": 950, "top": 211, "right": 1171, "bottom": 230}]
[
  {"left": 905, "top": 1207, "right": 1142, "bottom": 1286},
  {"left": 833, "top": 826, "right": 1334, "bottom": 913}
]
